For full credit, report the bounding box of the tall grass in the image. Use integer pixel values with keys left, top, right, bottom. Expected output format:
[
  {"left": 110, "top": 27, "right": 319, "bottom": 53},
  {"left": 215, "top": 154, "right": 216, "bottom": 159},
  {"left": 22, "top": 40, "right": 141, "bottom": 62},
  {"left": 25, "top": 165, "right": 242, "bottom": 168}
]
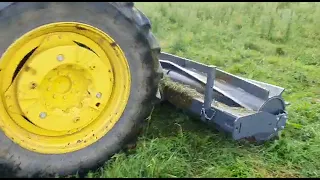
[{"left": 85, "top": 2, "right": 320, "bottom": 178}]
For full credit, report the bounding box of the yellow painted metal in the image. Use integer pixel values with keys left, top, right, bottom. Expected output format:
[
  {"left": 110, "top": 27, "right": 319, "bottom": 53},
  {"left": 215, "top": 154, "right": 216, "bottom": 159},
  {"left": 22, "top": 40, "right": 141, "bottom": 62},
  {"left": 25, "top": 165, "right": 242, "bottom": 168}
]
[{"left": 0, "top": 22, "right": 131, "bottom": 154}]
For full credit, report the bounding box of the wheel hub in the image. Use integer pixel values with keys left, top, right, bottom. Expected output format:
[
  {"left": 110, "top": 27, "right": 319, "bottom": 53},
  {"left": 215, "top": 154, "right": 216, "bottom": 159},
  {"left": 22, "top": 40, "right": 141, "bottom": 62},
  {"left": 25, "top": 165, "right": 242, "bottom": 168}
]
[
  {"left": 0, "top": 22, "right": 131, "bottom": 154},
  {"left": 15, "top": 45, "right": 113, "bottom": 132},
  {"left": 51, "top": 75, "right": 72, "bottom": 94},
  {"left": 41, "top": 64, "right": 89, "bottom": 109}
]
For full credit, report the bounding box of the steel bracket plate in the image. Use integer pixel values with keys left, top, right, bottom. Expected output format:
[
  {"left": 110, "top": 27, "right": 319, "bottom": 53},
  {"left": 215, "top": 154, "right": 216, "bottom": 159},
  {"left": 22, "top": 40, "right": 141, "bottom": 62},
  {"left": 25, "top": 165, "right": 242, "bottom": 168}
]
[{"left": 232, "top": 111, "right": 288, "bottom": 140}]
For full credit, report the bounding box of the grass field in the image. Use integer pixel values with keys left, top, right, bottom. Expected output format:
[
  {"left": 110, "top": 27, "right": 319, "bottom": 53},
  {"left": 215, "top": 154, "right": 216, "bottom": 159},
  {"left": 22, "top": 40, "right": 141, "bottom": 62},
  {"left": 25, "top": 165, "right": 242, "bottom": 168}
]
[{"left": 86, "top": 2, "right": 320, "bottom": 178}]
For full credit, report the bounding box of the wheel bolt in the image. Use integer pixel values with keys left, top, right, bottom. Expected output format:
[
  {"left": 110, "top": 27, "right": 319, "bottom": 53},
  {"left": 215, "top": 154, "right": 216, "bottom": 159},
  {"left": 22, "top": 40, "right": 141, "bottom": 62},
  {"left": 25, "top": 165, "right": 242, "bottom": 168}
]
[
  {"left": 57, "top": 54, "right": 64, "bottom": 62},
  {"left": 39, "top": 112, "right": 47, "bottom": 119},
  {"left": 96, "top": 92, "right": 102, "bottom": 99}
]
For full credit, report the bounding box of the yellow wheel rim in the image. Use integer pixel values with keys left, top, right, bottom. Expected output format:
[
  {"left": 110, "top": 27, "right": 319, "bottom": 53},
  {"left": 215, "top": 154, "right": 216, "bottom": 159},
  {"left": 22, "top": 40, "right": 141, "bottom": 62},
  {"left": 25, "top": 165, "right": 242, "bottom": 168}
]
[{"left": 0, "top": 22, "right": 131, "bottom": 154}]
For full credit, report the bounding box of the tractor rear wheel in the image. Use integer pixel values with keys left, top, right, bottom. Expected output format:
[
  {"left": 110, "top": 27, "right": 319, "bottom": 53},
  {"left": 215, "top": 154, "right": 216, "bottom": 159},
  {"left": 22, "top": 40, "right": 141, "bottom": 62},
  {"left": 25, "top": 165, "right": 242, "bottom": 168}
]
[{"left": 0, "top": 2, "right": 162, "bottom": 177}]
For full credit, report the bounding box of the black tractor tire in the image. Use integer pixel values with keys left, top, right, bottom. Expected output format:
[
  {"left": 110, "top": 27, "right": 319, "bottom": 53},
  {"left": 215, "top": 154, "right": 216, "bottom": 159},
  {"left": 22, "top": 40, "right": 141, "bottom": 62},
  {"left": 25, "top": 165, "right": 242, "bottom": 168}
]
[{"left": 0, "top": 2, "right": 162, "bottom": 178}]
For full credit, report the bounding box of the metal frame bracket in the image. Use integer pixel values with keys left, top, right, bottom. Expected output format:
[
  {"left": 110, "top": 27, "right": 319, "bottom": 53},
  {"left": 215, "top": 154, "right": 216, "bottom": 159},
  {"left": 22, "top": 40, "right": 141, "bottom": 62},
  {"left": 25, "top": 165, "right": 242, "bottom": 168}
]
[{"left": 201, "top": 66, "right": 216, "bottom": 121}]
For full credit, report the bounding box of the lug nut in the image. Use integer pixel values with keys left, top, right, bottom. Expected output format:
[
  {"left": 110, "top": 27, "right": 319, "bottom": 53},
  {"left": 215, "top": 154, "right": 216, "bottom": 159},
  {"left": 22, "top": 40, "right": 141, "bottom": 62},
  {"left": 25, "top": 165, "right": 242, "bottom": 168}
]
[
  {"left": 39, "top": 112, "right": 47, "bottom": 119},
  {"left": 96, "top": 92, "right": 102, "bottom": 99},
  {"left": 57, "top": 54, "right": 64, "bottom": 62}
]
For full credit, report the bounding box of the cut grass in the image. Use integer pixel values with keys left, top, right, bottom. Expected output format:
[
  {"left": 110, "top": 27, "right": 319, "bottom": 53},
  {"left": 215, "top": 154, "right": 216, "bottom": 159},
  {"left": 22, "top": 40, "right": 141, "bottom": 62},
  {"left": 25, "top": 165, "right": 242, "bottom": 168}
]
[{"left": 85, "top": 2, "right": 320, "bottom": 178}]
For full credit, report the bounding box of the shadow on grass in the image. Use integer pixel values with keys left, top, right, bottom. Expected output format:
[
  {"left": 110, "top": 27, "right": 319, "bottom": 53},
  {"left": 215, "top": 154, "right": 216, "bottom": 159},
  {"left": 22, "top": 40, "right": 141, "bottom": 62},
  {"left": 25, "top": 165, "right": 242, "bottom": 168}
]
[
  {"left": 81, "top": 102, "right": 312, "bottom": 178},
  {"left": 142, "top": 101, "right": 251, "bottom": 147},
  {"left": 82, "top": 102, "right": 277, "bottom": 178}
]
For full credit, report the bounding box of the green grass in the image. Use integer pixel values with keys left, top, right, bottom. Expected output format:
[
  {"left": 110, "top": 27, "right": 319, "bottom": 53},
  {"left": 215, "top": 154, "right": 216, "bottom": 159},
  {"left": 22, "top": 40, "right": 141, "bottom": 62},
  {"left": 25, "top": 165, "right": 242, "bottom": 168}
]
[{"left": 86, "top": 2, "right": 320, "bottom": 178}]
